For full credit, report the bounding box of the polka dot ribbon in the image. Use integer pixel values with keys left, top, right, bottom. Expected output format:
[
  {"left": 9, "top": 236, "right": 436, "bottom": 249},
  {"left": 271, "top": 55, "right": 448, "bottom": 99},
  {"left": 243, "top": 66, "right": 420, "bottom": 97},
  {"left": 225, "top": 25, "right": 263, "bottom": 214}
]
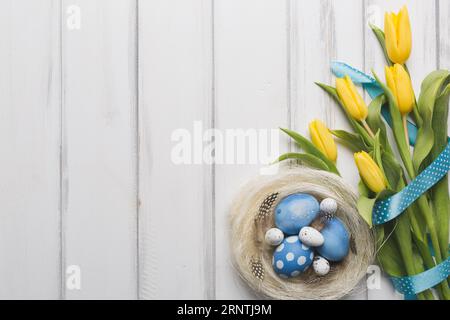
[
  {"left": 391, "top": 257, "right": 450, "bottom": 297},
  {"left": 372, "top": 142, "right": 450, "bottom": 224},
  {"left": 331, "top": 61, "right": 450, "bottom": 297}
]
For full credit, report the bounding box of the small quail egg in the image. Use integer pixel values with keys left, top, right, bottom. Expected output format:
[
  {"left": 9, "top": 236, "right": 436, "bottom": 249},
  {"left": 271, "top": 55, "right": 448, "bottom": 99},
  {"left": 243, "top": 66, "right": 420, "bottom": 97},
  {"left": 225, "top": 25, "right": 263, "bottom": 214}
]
[
  {"left": 299, "top": 226, "right": 324, "bottom": 247},
  {"left": 320, "top": 198, "right": 337, "bottom": 219},
  {"left": 313, "top": 256, "right": 330, "bottom": 276},
  {"left": 264, "top": 228, "right": 284, "bottom": 246}
]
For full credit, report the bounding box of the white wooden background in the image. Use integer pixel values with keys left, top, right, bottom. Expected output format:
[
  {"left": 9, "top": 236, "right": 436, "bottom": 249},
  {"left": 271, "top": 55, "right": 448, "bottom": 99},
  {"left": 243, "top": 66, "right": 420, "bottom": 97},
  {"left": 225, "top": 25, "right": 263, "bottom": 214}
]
[{"left": 0, "top": 0, "right": 448, "bottom": 300}]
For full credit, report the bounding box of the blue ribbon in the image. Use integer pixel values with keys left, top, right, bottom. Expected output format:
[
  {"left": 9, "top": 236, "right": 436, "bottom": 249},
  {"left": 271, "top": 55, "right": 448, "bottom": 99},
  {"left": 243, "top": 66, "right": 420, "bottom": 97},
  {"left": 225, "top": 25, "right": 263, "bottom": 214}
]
[
  {"left": 372, "top": 143, "right": 450, "bottom": 225},
  {"left": 391, "top": 257, "right": 450, "bottom": 297},
  {"left": 330, "top": 61, "right": 450, "bottom": 297}
]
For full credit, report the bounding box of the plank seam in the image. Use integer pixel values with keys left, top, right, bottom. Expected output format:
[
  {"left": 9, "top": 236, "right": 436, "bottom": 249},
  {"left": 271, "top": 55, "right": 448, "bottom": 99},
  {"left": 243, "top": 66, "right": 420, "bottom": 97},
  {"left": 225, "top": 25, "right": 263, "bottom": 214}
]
[
  {"left": 58, "top": 0, "right": 66, "bottom": 301},
  {"left": 209, "top": 0, "right": 217, "bottom": 300},
  {"left": 135, "top": 0, "right": 141, "bottom": 300},
  {"left": 286, "top": 0, "right": 292, "bottom": 136},
  {"left": 362, "top": 0, "right": 369, "bottom": 300},
  {"left": 436, "top": 0, "right": 440, "bottom": 69}
]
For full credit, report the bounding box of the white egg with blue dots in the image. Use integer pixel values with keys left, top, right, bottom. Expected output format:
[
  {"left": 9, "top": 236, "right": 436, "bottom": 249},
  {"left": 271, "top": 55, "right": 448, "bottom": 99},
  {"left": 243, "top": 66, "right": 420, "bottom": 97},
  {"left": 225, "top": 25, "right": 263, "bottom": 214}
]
[{"left": 272, "top": 236, "right": 314, "bottom": 278}]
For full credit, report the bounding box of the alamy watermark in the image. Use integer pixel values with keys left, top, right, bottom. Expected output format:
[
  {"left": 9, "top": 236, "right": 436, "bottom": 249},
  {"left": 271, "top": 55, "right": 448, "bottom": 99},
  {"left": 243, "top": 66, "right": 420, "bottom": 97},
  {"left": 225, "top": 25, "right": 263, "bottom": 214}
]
[
  {"left": 171, "top": 121, "right": 281, "bottom": 174},
  {"left": 66, "top": 265, "right": 81, "bottom": 291},
  {"left": 66, "top": 5, "right": 81, "bottom": 30}
]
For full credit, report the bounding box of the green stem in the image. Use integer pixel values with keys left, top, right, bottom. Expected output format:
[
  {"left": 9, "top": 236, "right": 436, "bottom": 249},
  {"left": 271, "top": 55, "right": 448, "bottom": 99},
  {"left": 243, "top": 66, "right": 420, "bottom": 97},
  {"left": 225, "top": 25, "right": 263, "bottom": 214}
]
[
  {"left": 410, "top": 214, "right": 448, "bottom": 300},
  {"left": 403, "top": 207, "right": 436, "bottom": 299},
  {"left": 394, "top": 129, "right": 445, "bottom": 287},
  {"left": 417, "top": 197, "right": 443, "bottom": 263},
  {"left": 391, "top": 183, "right": 435, "bottom": 300},
  {"left": 394, "top": 218, "right": 434, "bottom": 300},
  {"left": 416, "top": 197, "right": 450, "bottom": 300},
  {"left": 421, "top": 290, "right": 435, "bottom": 300}
]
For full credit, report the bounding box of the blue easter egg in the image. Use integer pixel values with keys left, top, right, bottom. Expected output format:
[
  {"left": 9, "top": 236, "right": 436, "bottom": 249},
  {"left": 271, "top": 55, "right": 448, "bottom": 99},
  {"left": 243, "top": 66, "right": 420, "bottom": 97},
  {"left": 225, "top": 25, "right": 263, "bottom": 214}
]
[
  {"left": 275, "top": 193, "right": 320, "bottom": 235},
  {"left": 316, "top": 217, "right": 350, "bottom": 262},
  {"left": 272, "top": 236, "right": 314, "bottom": 278}
]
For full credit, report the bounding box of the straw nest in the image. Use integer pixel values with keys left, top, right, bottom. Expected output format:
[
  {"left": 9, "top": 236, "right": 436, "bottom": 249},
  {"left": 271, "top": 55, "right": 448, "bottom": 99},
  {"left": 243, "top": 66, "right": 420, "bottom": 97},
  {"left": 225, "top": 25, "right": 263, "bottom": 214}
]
[{"left": 229, "top": 166, "right": 375, "bottom": 300}]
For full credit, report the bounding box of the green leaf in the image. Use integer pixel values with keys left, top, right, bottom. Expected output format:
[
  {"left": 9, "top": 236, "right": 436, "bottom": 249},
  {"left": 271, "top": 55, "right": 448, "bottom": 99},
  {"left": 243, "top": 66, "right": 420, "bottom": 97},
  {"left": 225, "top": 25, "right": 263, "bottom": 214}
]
[
  {"left": 331, "top": 130, "right": 368, "bottom": 152},
  {"left": 275, "top": 152, "right": 330, "bottom": 172},
  {"left": 280, "top": 128, "right": 340, "bottom": 175},
  {"left": 358, "top": 179, "right": 371, "bottom": 197},
  {"left": 377, "top": 227, "right": 406, "bottom": 277},
  {"left": 369, "top": 23, "right": 392, "bottom": 66},
  {"left": 372, "top": 71, "right": 415, "bottom": 179},
  {"left": 374, "top": 225, "right": 385, "bottom": 249},
  {"left": 366, "top": 95, "right": 393, "bottom": 154},
  {"left": 357, "top": 194, "right": 376, "bottom": 228},
  {"left": 431, "top": 83, "right": 450, "bottom": 261},
  {"left": 315, "top": 82, "right": 340, "bottom": 100},
  {"left": 413, "top": 70, "right": 450, "bottom": 173},
  {"left": 371, "top": 131, "right": 382, "bottom": 167},
  {"left": 394, "top": 212, "right": 416, "bottom": 276},
  {"left": 417, "top": 70, "right": 450, "bottom": 115},
  {"left": 403, "top": 65, "right": 423, "bottom": 127},
  {"left": 357, "top": 180, "right": 376, "bottom": 227},
  {"left": 371, "top": 131, "right": 394, "bottom": 190},
  {"left": 381, "top": 152, "right": 403, "bottom": 190}
]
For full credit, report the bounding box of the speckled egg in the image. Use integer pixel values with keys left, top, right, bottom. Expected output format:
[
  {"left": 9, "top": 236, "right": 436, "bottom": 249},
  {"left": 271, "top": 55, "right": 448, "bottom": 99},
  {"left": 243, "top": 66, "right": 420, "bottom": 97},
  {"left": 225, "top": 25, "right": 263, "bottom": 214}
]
[
  {"left": 272, "top": 236, "right": 314, "bottom": 278},
  {"left": 313, "top": 256, "right": 330, "bottom": 276},
  {"left": 299, "top": 226, "right": 324, "bottom": 247},
  {"left": 264, "top": 228, "right": 284, "bottom": 246},
  {"left": 275, "top": 193, "right": 320, "bottom": 235},
  {"left": 320, "top": 198, "right": 337, "bottom": 220},
  {"left": 316, "top": 217, "right": 350, "bottom": 262}
]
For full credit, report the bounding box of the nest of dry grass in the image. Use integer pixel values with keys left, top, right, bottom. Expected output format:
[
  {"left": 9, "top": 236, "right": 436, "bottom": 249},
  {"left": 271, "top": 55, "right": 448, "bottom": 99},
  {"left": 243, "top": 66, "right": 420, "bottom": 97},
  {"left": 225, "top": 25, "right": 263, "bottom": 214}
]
[{"left": 229, "top": 166, "right": 375, "bottom": 300}]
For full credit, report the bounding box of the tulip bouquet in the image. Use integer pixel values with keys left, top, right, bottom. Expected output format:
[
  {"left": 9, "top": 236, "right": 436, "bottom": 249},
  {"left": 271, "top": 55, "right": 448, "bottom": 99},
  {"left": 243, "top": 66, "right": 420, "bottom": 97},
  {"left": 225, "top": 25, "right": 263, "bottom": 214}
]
[{"left": 278, "top": 6, "right": 450, "bottom": 300}]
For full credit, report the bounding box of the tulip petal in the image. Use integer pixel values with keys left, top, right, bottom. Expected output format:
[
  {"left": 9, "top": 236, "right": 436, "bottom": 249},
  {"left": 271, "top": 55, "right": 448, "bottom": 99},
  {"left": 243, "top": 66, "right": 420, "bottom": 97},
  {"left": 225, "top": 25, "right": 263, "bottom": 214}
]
[
  {"left": 384, "top": 6, "right": 411, "bottom": 64},
  {"left": 310, "top": 122, "right": 327, "bottom": 155},
  {"left": 385, "top": 12, "right": 401, "bottom": 63},
  {"left": 345, "top": 76, "right": 368, "bottom": 120},
  {"left": 336, "top": 76, "right": 368, "bottom": 121},
  {"left": 309, "top": 120, "right": 337, "bottom": 162},
  {"left": 398, "top": 6, "right": 412, "bottom": 62},
  {"left": 385, "top": 64, "right": 414, "bottom": 115},
  {"left": 394, "top": 64, "right": 414, "bottom": 114},
  {"left": 354, "top": 151, "right": 387, "bottom": 193}
]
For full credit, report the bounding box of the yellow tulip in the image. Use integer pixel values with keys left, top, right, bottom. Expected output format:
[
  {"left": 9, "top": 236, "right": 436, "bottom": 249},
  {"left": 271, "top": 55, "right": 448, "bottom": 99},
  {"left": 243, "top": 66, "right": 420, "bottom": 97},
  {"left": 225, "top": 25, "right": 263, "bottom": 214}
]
[
  {"left": 354, "top": 152, "right": 387, "bottom": 194},
  {"left": 336, "top": 75, "right": 368, "bottom": 121},
  {"left": 309, "top": 119, "right": 337, "bottom": 162},
  {"left": 385, "top": 64, "right": 414, "bottom": 115},
  {"left": 384, "top": 6, "right": 412, "bottom": 64}
]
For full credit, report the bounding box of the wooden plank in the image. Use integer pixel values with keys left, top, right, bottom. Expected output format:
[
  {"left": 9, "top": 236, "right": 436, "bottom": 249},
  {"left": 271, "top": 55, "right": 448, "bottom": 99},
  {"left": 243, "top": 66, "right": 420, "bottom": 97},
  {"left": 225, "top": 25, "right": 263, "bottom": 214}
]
[
  {"left": 138, "top": 0, "right": 214, "bottom": 299},
  {"left": 0, "top": 0, "right": 61, "bottom": 300},
  {"left": 292, "top": 0, "right": 367, "bottom": 300},
  {"left": 292, "top": 0, "right": 365, "bottom": 190},
  {"left": 364, "top": 0, "right": 438, "bottom": 300},
  {"left": 333, "top": 1, "right": 367, "bottom": 299},
  {"left": 439, "top": 0, "right": 450, "bottom": 168},
  {"left": 439, "top": 0, "right": 450, "bottom": 70},
  {"left": 214, "top": 0, "right": 289, "bottom": 299},
  {"left": 61, "top": 0, "right": 138, "bottom": 299}
]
